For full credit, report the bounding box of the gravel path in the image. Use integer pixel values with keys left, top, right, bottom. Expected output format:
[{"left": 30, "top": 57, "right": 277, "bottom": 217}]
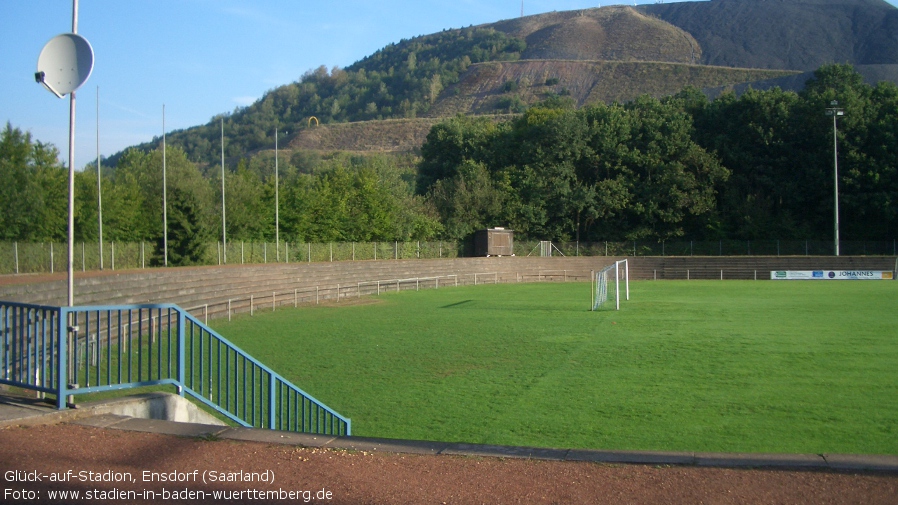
[{"left": 1, "top": 423, "right": 896, "bottom": 504}]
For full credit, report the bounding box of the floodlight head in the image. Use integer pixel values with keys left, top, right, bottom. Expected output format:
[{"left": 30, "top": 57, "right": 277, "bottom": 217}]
[{"left": 36, "top": 33, "right": 94, "bottom": 98}]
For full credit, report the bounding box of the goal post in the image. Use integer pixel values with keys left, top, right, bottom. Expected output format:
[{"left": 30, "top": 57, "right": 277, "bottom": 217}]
[{"left": 592, "top": 259, "right": 629, "bottom": 311}]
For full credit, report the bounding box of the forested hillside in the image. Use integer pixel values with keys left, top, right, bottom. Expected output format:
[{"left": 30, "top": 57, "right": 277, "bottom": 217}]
[
  {"left": 108, "top": 0, "right": 898, "bottom": 168},
  {"left": 4, "top": 65, "right": 896, "bottom": 266},
  {"left": 4, "top": 1, "right": 898, "bottom": 265}
]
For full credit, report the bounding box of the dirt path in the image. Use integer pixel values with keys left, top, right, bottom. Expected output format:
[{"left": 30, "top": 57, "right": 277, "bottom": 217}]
[{"left": 1, "top": 423, "right": 895, "bottom": 504}]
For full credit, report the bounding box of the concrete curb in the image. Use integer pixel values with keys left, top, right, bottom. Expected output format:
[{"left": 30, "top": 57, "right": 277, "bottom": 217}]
[
  {"left": 4, "top": 393, "right": 897, "bottom": 473},
  {"left": 74, "top": 417, "right": 898, "bottom": 473}
]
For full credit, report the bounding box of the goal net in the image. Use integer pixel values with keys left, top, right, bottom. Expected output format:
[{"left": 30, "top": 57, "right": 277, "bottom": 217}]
[{"left": 592, "top": 259, "right": 629, "bottom": 311}]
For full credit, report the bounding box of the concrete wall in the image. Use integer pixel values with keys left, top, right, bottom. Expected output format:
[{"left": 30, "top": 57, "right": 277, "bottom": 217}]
[
  {"left": 1, "top": 256, "right": 894, "bottom": 319},
  {"left": 78, "top": 392, "right": 226, "bottom": 425}
]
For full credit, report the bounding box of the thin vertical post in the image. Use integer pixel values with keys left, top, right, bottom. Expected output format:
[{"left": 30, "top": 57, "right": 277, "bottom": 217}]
[
  {"left": 221, "top": 118, "right": 227, "bottom": 264},
  {"left": 96, "top": 85, "right": 103, "bottom": 271},
  {"left": 833, "top": 110, "right": 840, "bottom": 256},
  {"left": 65, "top": 0, "right": 78, "bottom": 307},
  {"left": 275, "top": 128, "right": 280, "bottom": 262},
  {"left": 162, "top": 104, "right": 168, "bottom": 267},
  {"left": 56, "top": 307, "right": 69, "bottom": 409},
  {"left": 625, "top": 260, "right": 629, "bottom": 301},
  {"left": 269, "top": 373, "right": 277, "bottom": 430},
  {"left": 177, "top": 310, "right": 185, "bottom": 396}
]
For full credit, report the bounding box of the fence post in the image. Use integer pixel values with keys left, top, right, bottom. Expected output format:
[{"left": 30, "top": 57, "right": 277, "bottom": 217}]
[
  {"left": 250, "top": 295, "right": 254, "bottom": 316},
  {"left": 269, "top": 373, "right": 277, "bottom": 430},
  {"left": 14, "top": 242, "right": 19, "bottom": 274},
  {"left": 228, "top": 299, "right": 231, "bottom": 321},
  {"left": 56, "top": 307, "right": 69, "bottom": 410},
  {"left": 50, "top": 243, "right": 54, "bottom": 273},
  {"left": 111, "top": 242, "right": 115, "bottom": 270},
  {"left": 177, "top": 309, "right": 186, "bottom": 396},
  {"left": 141, "top": 241, "right": 145, "bottom": 269}
]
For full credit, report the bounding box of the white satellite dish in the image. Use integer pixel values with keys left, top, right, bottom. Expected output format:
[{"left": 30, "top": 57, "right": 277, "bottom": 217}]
[{"left": 35, "top": 33, "right": 94, "bottom": 98}]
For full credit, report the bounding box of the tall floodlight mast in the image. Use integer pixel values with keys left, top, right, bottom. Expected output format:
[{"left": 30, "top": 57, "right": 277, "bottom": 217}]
[
  {"left": 96, "top": 86, "right": 103, "bottom": 270},
  {"left": 221, "top": 118, "right": 227, "bottom": 264},
  {"left": 825, "top": 100, "right": 845, "bottom": 256},
  {"left": 163, "top": 105, "right": 168, "bottom": 266},
  {"left": 275, "top": 128, "right": 280, "bottom": 261}
]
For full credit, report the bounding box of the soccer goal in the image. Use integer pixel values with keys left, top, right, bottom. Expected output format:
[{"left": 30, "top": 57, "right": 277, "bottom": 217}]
[{"left": 592, "top": 259, "right": 629, "bottom": 311}]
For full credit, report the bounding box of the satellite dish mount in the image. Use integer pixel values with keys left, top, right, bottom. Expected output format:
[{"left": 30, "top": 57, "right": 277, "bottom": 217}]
[{"left": 35, "top": 32, "right": 94, "bottom": 98}]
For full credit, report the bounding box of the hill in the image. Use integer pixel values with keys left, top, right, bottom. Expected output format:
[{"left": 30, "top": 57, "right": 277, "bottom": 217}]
[
  {"left": 108, "top": 0, "right": 898, "bottom": 166},
  {"left": 488, "top": 6, "right": 700, "bottom": 64},
  {"left": 642, "top": 0, "right": 898, "bottom": 70}
]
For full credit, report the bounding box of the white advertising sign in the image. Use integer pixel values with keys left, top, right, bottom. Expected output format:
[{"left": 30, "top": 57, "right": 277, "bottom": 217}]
[{"left": 770, "top": 270, "right": 894, "bottom": 280}]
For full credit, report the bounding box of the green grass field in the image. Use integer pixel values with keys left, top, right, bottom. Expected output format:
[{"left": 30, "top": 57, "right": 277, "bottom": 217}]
[{"left": 211, "top": 280, "right": 897, "bottom": 455}]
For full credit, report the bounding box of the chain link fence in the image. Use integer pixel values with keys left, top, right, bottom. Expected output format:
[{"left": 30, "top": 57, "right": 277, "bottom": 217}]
[{"left": 2, "top": 239, "right": 895, "bottom": 275}]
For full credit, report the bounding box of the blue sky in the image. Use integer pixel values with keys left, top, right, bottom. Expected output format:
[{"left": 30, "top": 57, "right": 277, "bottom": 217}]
[{"left": 3, "top": 0, "right": 897, "bottom": 168}]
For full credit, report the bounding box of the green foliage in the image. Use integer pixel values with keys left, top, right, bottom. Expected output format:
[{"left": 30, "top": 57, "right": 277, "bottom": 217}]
[
  {"left": 420, "top": 64, "right": 898, "bottom": 241},
  {"left": 0, "top": 123, "right": 66, "bottom": 241},
  {"left": 421, "top": 98, "right": 728, "bottom": 241},
  {"left": 115, "top": 27, "right": 527, "bottom": 167},
  {"left": 2, "top": 65, "right": 894, "bottom": 247}
]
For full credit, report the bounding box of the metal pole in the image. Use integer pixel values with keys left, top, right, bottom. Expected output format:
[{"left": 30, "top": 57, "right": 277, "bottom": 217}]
[
  {"left": 221, "top": 118, "right": 227, "bottom": 263},
  {"left": 833, "top": 111, "right": 840, "bottom": 256},
  {"left": 66, "top": 0, "right": 78, "bottom": 306},
  {"left": 275, "top": 129, "right": 280, "bottom": 262},
  {"left": 96, "top": 86, "right": 103, "bottom": 270},
  {"left": 826, "top": 100, "right": 843, "bottom": 257},
  {"left": 162, "top": 104, "right": 168, "bottom": 267}
]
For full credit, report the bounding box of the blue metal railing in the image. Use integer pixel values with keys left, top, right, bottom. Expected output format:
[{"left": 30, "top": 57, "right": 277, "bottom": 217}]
[{"left": 0, "top": 301, "right": 349, "bottom": 436}]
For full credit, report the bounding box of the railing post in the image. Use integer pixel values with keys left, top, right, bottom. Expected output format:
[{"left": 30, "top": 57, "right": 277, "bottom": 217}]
[
  {"left": 178, "top": 309, "right": 186, "bottom": 396},
  {"left": 269, "top": 373, "right": 277, "bottom": 430},
  {"left": 56, "top": 307, "right": 68, "bottom": 410}
]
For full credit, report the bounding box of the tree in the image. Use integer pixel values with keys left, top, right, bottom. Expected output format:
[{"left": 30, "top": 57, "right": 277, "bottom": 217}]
[
  {"left": 159, "top": 185, "right": 211, "bottom": 266},
  {"left": 0, "top": 123, "right": 66, "bottom": 241}
]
